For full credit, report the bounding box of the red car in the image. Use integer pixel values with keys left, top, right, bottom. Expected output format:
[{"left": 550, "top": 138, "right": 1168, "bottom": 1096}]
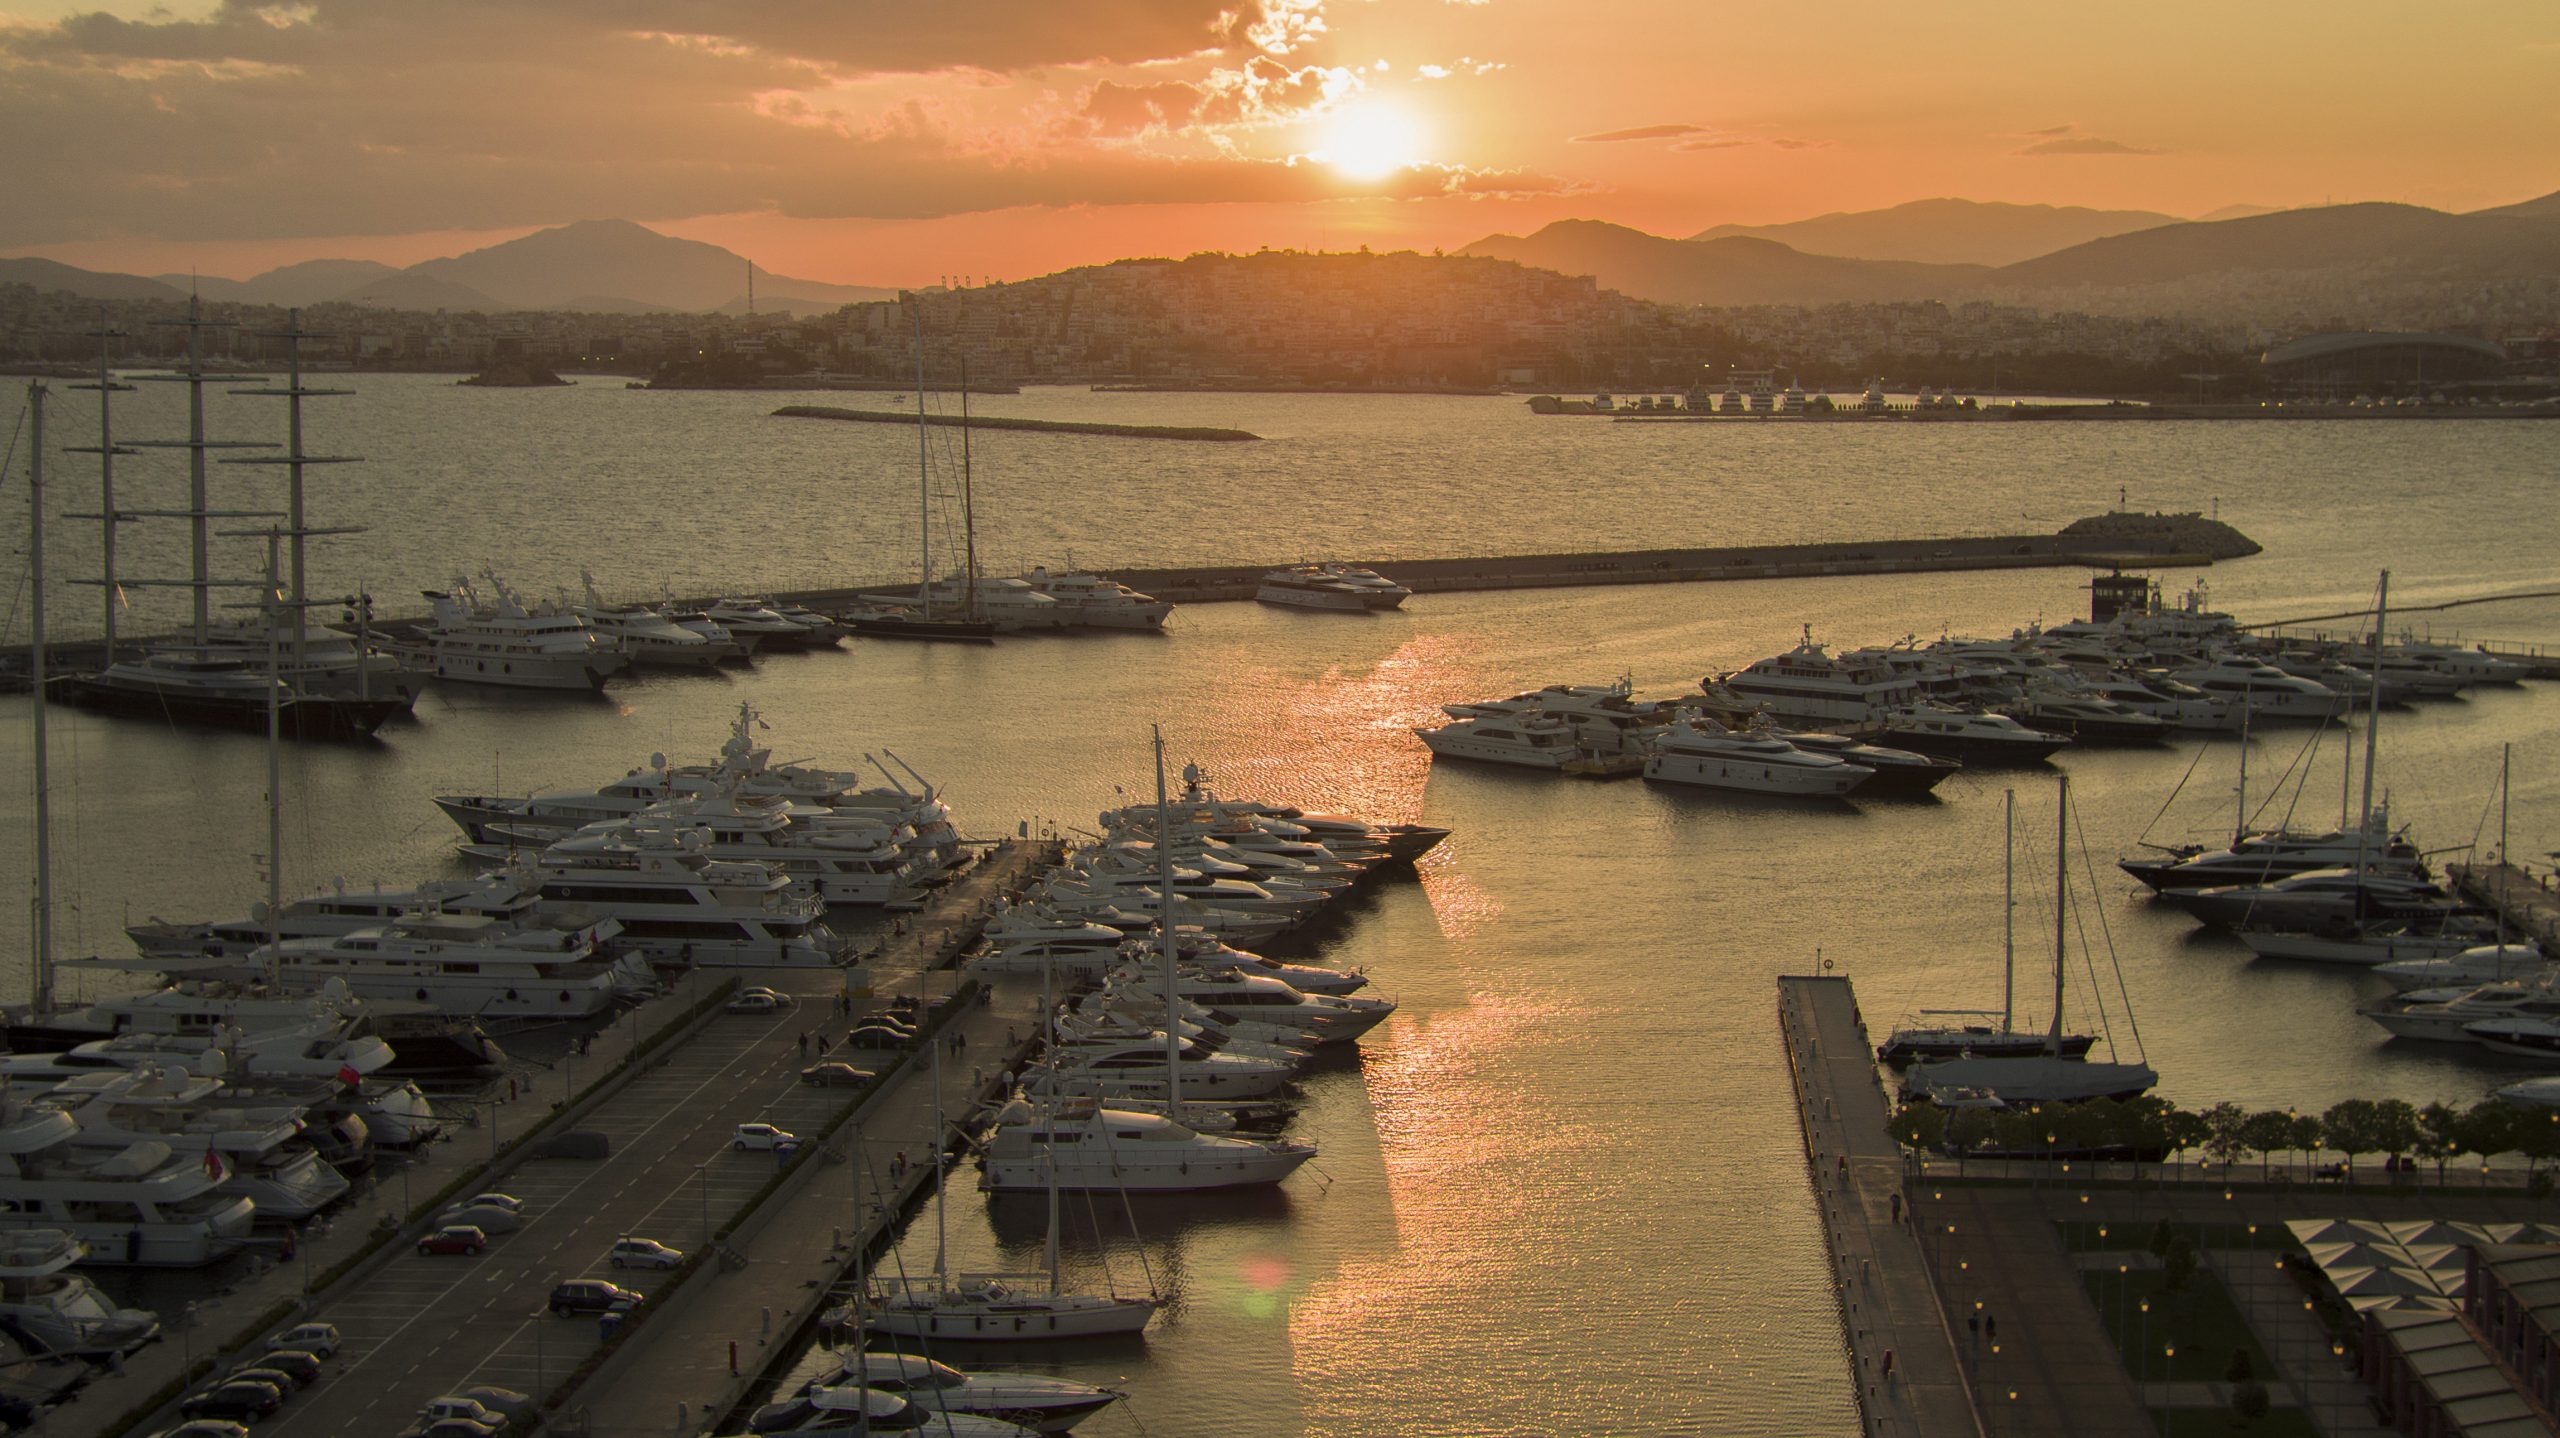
[{"left": 417, "top": 1224, "right": 488, "bottom": 1257}]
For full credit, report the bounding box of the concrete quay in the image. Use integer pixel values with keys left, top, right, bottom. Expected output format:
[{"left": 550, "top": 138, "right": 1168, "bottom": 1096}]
[
  {"left": 2449, "top": 862, "right": 2560, "bottom": 951},
  {"left": 1779, "top": 975, "right": 1984, "bottom": 1438},
  {"left": 60, "top": 840, "right": 1061, "bottom": 1438}
]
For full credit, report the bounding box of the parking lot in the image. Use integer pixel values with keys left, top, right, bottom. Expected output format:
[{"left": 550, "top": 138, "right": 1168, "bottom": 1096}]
[{"left": 258, "top": 975, "right": 909, "bottom": 1437}]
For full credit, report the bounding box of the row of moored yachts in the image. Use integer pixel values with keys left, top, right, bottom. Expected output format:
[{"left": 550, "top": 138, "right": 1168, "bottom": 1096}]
[{"left": 1416, "top": 586, "right": 2526, "bottom": 800}]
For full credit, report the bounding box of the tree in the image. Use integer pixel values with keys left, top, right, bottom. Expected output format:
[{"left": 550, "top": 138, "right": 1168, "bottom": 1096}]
[
  {"left": 1892, "top": 1105, "right": 1948, "bottom": 1153},
  {"left": 2161, "top": 1231, "right": 2200, "bottom": 1292},
  {"left": 2322, "top": 1100, "right": 2385, "bottom": 1174},
  {"left": 2456, "top": 1101, "right": 2522, "bottom": 1179},
  {"left": 2416, "top": 1101, "right": 2464, "bottom": 1183},
  {"left": 2373, "top": 1100, "right": 2421, "bottom": 1168},
  {"left": 2203, "top": 1102, "right": 2250, "bottom": 1172},
  {"left": 2239, "top": 1111, "right": 2295, "bottom": 1180},
  {"left": 2164, "top": 1107, "right": 2212, "bottom": 1173}
]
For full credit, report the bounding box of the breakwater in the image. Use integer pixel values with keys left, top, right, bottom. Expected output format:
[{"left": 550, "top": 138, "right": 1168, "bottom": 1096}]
[
  {"left": 1099, "top": 512, "right": 2261, "bottom": 604},
  {"left": 774, "top": 403, "right": 1260, "bottom": 442}
]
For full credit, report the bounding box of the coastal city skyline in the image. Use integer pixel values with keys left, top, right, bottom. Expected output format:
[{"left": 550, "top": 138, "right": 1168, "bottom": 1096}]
[{"left": 5, "top": 0, "right": 2556, "bottom": 286}]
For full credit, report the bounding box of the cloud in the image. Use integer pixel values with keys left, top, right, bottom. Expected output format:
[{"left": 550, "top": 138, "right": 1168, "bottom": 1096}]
[
  {"left": 2016, "top": 124, "right": 2160, "bottom": 156},
  {"left": 0, "top": 0, "right": 1403, "bottom": 245},
  {"left": 1573, "top": 123, "right": 1707, "bottom": 143}
]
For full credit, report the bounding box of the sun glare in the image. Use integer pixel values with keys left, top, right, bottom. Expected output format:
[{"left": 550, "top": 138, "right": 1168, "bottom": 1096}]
[{"left": 1319, "top": 99, "right": 1428, "bottom": 182}]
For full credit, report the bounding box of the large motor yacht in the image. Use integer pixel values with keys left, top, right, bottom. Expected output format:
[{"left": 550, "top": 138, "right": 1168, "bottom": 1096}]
[
  {"left": 2118, "top": 808, "right": 2422, "bottom": 892},
  {"left": 42, "top": 1067, "right": 350, "bottom": 1220},
  {"left": 57, "top": 649, "right": 408, "bottom": 741},
  {"left": 1641, "top": 719, "right": 1872, "bottom": 799},
  {"left": 1874, "top": 704, "right": 2072, "bottom": 764},
  {"left": 469, "top": 793, "right": 928, "bottom": 908},
  {"left": 195, "top": 912, "right": 639, "bottom": 1020},
  {"left": 2163, "top": 657, "right": 2345, "bottom": 723},
  {"left": 1414, "top": 713, "right": 1582, "bottom": 770},
  {"left": 0, "top": 1098, "right": 257, "bottom": 1267},
  {"left": 702, "top": 597, "right": 823, "bottom": 650},
  {"left": 788, "top": 1351, "right": 1124, "bottom": 1434},
  {"left": 1016, "top": 568, "right": 1173, "bottom": 630},
  {"left": 977, "top": 1095, "right": 1315, "bottom": 1193},
  {"left": 395, "top": 577, "right": 627, "bottom": 690},
  {"left": 517, "top": 825, "right": 854, "bottom": 965},
  {"left": 571, "top": 575, "right": 738, "bottom": 667},
  {"left": 0, "top": 1230, "right": 158, "bottom": 1356},
  {"left": 1256, "top": 564, "right": 1408, "bottom": 611},
  {"left": 2160, "top": 867, "right": 2457, "bottom": 931},
  {"left": 1701, "top": 630, "right": 1927, "bottom": 728}
]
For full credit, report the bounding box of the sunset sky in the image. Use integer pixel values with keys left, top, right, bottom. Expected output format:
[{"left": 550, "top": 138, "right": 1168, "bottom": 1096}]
[{"left": 5, "top": 0, "right": 2554, "bottom": 286}]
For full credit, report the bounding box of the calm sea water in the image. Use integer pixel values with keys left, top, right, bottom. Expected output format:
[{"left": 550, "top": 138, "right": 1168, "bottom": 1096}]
[{"left": 4, "top": 378, "right": 2559, "bottom": 1435}]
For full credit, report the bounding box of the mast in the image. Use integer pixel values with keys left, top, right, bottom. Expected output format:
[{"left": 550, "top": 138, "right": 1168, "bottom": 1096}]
[
  {"left": 912, "top": 303, "right": 931, "bottom": 619},
  {"left": 2001, "top": 787, "right": 2014, "bottom": 1034},
  {"left": 1155, "top": 727, "right": 1179, "bottom": 1114},
  {"left": 262, "top": 532, "right": 284, "bottom": 977},
  {"left": 2050, "top": 774, "right": 2069, "bottom": 1058},
  {"left": 64, "top": 309, "right": 136, "bottom": 656},
  {"left": 928, "top": 1033, "right": 946, "bottom": 1281},
  {"left": 228, "top": 309, "right": 360, "bottom": 671},
  {"left": 959, "top": 357, "right": 977, "bottom": 618},
  {"left": 26, "top": 383, "right": 54, "bottom": 1015},
  {"left": 2232, "top": 709, "right": 2251, "bottom": 847},
  {"left": 130, "top": 297, "right": 273, "bottom": 641},
  {"left": 2356, "top": 571, "right": 2388, "bottom": 868}
]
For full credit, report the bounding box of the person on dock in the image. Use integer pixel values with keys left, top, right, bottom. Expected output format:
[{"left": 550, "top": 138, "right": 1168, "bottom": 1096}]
[{"left": 797, "top": 1031, "right": 809, "bottom": 1058}]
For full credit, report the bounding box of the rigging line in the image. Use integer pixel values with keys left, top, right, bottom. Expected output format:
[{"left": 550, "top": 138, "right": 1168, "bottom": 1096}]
[
  {"left": 2136, "top": 740, "right": 2212, "bottom": 848},
  {"left": 2073, "top": 794, "right": 2146, "bottom": 1063}
]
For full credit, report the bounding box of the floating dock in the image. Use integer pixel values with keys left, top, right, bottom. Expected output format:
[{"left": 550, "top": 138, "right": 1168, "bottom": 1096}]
[{"left": 2448, "top": 862, "right": 2560, "bottom": 952}]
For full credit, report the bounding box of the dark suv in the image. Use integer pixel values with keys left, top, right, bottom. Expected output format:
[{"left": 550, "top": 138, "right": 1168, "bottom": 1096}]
[
  {"left": 179, "top": 1381, "right": 285, "bottom": 1421},
  {"left": 549, "top": 1279, "right": 641, "bottom": 1316}
]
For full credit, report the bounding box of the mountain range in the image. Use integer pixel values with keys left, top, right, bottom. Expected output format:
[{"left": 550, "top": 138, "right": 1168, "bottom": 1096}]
[
  {"left": 0, "top": 219, "right": 896, "bottom": 316},
  {"left": 1690, "top": 199, "right": 2182, "bottom": 267},
  {"left": 1463, "top": 193, "right": 2560, "bottom": 313}
]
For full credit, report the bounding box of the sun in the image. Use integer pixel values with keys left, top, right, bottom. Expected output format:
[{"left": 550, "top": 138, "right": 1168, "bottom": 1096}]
[{"left": 1318, "top": 98, "right": 1429, "bottom": 182}]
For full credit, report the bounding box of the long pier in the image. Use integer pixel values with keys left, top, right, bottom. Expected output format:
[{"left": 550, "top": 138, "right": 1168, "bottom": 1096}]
[
  {"left": 1779, "top": 975, "right": 1984, "bottom": 1438},
  {"left": 72, "top": 841, "right": 1062, "bottom": 1438},
  {"left": 2449, "top": 862, "right": 2560, "bottom": 952}
]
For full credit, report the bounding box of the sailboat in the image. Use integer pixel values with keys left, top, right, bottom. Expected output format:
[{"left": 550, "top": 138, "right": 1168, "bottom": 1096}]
[
  {"left": 849, "top": 312, "right": 997, "bottom": 644},
  {"left": 1901, "top": 775, "right": 2158, "bottom": 1105},
  {"left": 1876, "top": 789, "right": 2099, "bottom": 1065},
  {"left": 860, "top": 1006, "right": 1157, "bottom": 1341}
]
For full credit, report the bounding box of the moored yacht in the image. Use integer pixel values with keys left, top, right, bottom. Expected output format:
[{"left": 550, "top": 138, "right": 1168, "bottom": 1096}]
[
  {"left": 1701, "top": 630, "right": 1926, "bottom": 728},
  {"left": 571, "top": 574, "right": 736, "bottom": 667},
  {"left": 1017, "top": 568, "right": 1172, "bottom": 630},
  {"left": 1875, "top": 704, "right": 2072, "bottom": 764},
  {"left": 57, "top": 649, "right": 407, "bottom": 741},
  {"left": 42, "top": 1067, "right": 349, "bottom": 1219},
  {"left": 792, "top": 1351, "right": 1123, "bottom": 1433},
  {"left": 396, "top": 577, "right": 626, "bottom": 690},
  {"left": 0, "top": 1230, "right": 157, "bottom": 1356},
  {"left": 1255, "top": 564, "right": 1408, "bottom": 611},
  {"left": 2165, "top": 656, "right": 2344, "bottom": 723},
  {"left": 1414, "top": 713, "right": 1582, "bottom": 770},
  {"left": 0, "top": 1097, "right": 257, "bottom": 1267},
  {"left": 196, "top": 912, "right": 637, "bottom": 1019},
  {"left": 1746, "top": 723, "right": 1958, "bottom": 796},
  {"left": 1641, "top": 718, "right": 1871, "bottom": 798},
  {"left": 977, "top": 1095, "right": 1314, "bottom": 1192}
]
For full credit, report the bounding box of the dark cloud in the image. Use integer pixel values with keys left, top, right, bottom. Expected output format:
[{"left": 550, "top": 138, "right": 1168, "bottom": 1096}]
[
  {"left": 1572, "top": 123, "right": 1707, "bottom": 143},
  {"left": 2019, "top": 136, "right": 2159, "bottom": 156}
]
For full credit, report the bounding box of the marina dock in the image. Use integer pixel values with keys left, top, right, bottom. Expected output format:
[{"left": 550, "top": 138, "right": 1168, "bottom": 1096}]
[
  {"left": 2448, "top": 862, "right": 2560, "bottom": 951},
  {"left": 74, "top": 841, "right": 1062, "bottom": 1438},
  {"left": 1779, "top": 975, "right": 1983, "bottom": 1438}
]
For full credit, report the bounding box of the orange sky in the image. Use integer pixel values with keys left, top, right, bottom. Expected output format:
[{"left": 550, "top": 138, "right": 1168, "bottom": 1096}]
[{"left": 4, "top": 0, "right": 2554, "bottom": 285}]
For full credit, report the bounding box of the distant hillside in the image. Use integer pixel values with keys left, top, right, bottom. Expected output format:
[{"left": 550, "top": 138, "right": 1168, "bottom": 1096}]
[
  {"left": 337, "top": 271, "right": 505, "bottom": 312},
  {"left": 2473, "top": 188, "right": 2560, "bottom": 221},
  {"left": 1995, "top": 202, "right": 2560, "bottom": 287},
  {"left": 1691, "top": 198, "right": 2178, "bottom": 267},
  {"left": 1462, "top": 221, "right": 1988, "bottom": 306},
  {"left": 196, "top": 259, "right": 401, "bottom": 308},
  {"left": 403, "top": 219, "right": 894, "bottom": 313},
  {"left": 0, "top": 257, "right": 185, "bottom": 302}
]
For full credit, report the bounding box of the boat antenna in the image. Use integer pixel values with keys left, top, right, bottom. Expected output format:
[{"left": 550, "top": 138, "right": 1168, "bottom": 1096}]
[
  {"left": 2050, "top": 773, "right": 2069, "bottom": 1058},
  {"left": 25, "top": 382, "right": 55, "bottom": 1014},
  {"left": 2002, "top": 787, "right": 2015, "bottom": 1035},
  {"left": 880, "top": 748, "right": 935, "bottom": 798},
  {"left": 1154, "top": 726, "right": 1180, "bottom": 1118}
]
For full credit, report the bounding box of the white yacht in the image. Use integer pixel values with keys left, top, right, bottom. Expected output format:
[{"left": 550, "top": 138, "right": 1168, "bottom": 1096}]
[
  {"left": 978, "top": 1095, "right": 1315, "bottom": 1193},
  {"left": 1442, "top": 678, "right": 1678, "bottom": 755},
  {"left": 398, "top": 577, "right": 626, "bottom": 690},
  {"left": 181, "top": 612, "right": 428, "bottom": 705},
  {"left": 1415, "top": 713, "right": 1582, "bottom": 771},
  {"left": 2070, "top": 671, "right": 2238, "bottom": 732},
  {"left": 2375, "top": 944, "right": 2549, "bottom": 992},
  {"left": 433, "top": 704, "right": 965, "bottom": 876},
  {"left": 702, "top": 597, "right": 819, "bottom": 650},
  {"left": 1875, "top": 705, "right": 2072, "bottom": 764},
  {"left": 570, "top": 574, "right": 735, "bottom": 667},
  {"left": 0, "top": 1097, "right": 257, "bottom": 1267},
  {"left": 43, "top": 1067, "right": 349, "bottom": 1219},
  {"left": 1641, "top": 718, "right": 1871, "bottom": 798},
  {"left": 2389, "top": 632, "right": 2527, "bottom": 685},
  {"left": 795, "top": 1351, "right": 1124, "bottom": 1433},
  {"left": 1114, "top": 764, "right": 1450, "bottom": 866},
  {"left": 1704, "top": 631, "right": 1928, "bottom": 728},
  {"left": 1034, "top": 1033, "right": 1298, "bottom": 1102},
  {"left": 507, "top": 827, "right": 852, "bottom": 966},
  {"left": 1017, "top": 568, "right": 1173, "bottom": 630},
  {"left": 2119, "top": 809, "right": 2422, "bottom": 891},
  {"left": 0, "top": 1230, "right": 157, "bottom": 1356},
  {"left": 1255, "top": 564, "right": 1409, "bottom": 611},
  {"left": 2163, "top": 867, "right": 2455, "bottom": 931},
  {"left": 2165, "top": 657, "right": 2344, "bottom": 723},
  {"left": 860, "top": 1273, "right": 1159, "bottom": 1342},
  {"left": 470, "top": 793, "right": 927, "bottom": 908},
  {"left": 2237, "top": 922, "right": 2520, "bottom": 967},
  {"left": 859, "top": 576, "right": 1065, "bottom": 632},
  {"left": 743, "top": 1384, "right": 1041, "bottom": 1435},
  {"left": 199, "top": 912, "right": 637, "bottom": 1020},
  {"left": 2362, "top": 979, "right": 2560, "bottom": 1044},
  {"left": 2005, "top": 683, "right": 2173, "bottom": 744}
]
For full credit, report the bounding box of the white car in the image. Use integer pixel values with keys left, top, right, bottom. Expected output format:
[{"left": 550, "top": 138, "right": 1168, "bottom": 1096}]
[
  {"left": 726, "top": 986, "right": 791, "bottom": 1014},
  {"left": 459, "top": 1192, "right": 524, "bottom": 1214},
  {"left": 608, "top": 1236, "right": 685, "bottom": 1270},
  {"left": 266, "top": 1322, "right": 340, "bottom": 1359},
  {"left": 732, "top": 1122, "right": 798, "bottom": 1152}
]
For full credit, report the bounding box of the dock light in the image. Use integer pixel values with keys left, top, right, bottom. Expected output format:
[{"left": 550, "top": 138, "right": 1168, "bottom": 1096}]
[{"left": 2100, "top": 1226, "right": 2108, "bottom": 1241}]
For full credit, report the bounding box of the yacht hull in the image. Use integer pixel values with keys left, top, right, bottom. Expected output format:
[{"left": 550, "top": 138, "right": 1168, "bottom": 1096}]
[{"left": 55, "top": 677, "right": 405, "bottom": 740}]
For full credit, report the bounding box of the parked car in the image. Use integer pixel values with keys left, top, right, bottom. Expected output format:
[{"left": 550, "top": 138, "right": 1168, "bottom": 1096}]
[
  {"left": 253, "top": 1350, "right": 324, "bottom": 1387},
  {"left": 228, "top": 1362, "right": 305, "bottom": 1395},
  {"left": 417, "top": 1224, "right": 488, "bottom": 1257},
  {"left": 549, "top": 1279, "right": 642, "bottom": 1316},
  {"left": 607, "top": 1236, "right": 685, "bottom": 1270},
  {"left": 726, "top": 987, "right": 789, "bottom": 1013},
  {"left": 732, "top": 1123, "right": 797, "bottom": 1152},
  {"left": 418, "top": 1395, "right": 504, "bottom": 1428},
  {"left": 458, "top": 1192, "right": 524, "bottom": 1213},
  {"left": 410, "top": 1420, "right": 507, "bottom": 1438},
  {"left": 799, "top": 1061, "right": 874, "bottom": 1088},
  {"left": 179, "top": 1381, "right": 285, "bottom": 1422},
  {"left": 844, "top": 1024, "right": 915, "bottom": 1048},
  {"left": 151, "top": 1423, "right": 252, "bottom": 1438},
  {"left": 439, "top": 1202, "right": 522, "bottom": 1234},
  {"left": 267, "top": 1322, "right": 340, "bottom": 1359},
  {"left": 459, "top": 1385, "right": 530, "bottom": 1417}
]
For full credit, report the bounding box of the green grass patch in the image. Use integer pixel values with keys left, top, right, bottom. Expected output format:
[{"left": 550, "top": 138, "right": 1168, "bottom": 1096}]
[
  {"left": 2085, "top": 1268, "right": 2272, "bottom": 1383},
  {"left": 2150, "top": 1406, "right": 2320, "bottom": 1437}
]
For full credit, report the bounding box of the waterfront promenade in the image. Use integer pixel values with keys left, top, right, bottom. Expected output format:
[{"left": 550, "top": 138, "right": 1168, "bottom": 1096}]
[
  {"left": 68, "top": 840, "right": 1060, "bottom": 1438},
  {"left": 1779, "top": 975, "right": 1983, "bottom": 1438}
]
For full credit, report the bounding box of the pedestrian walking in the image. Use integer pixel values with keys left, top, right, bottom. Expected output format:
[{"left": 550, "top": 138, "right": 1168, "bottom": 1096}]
[
  {"left": 1882, "top": 1350, "right": 1895, "bottom": 1382},
  {"left": 1983, "top": 1314, "right": 1996, "bottom": 1343},
  {"left": 507, "top": 1076, "right": 517, "bottom": 1101},
  {"left": 798, "top": 1031, "right": 809, "bottom": 1058},
  {"left": 1889, "top": 1192, "right": 1902, "bottom": 1223}
]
